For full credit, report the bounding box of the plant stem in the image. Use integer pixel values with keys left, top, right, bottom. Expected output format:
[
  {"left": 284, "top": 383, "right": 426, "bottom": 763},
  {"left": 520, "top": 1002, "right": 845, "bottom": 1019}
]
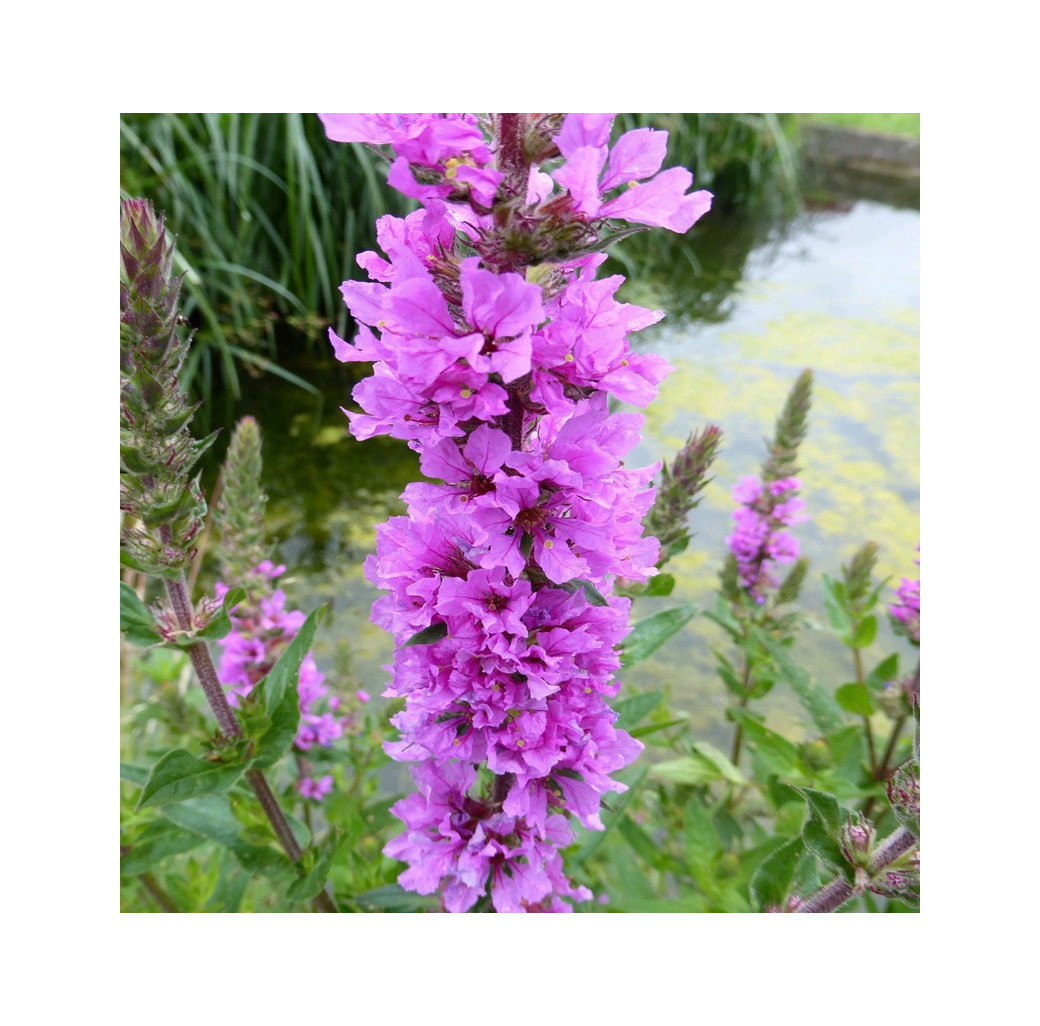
[
  {"left": 793, "top": 826, "right": 917, "bottom": 913},
  {"left": 162, "top": 570, "right": 338, "bottom": 912},
  {"left": 139, "top": 872, "right": 179, "bottom": 912},
  {"left": 729, "top": 651, "right": 753, "bottom": 766}
]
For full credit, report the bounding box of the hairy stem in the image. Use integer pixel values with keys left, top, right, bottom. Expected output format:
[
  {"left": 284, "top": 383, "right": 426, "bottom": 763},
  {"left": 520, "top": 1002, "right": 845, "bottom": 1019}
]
[{"left": 793, "top": 826, "right": 917, "bottom": 913}]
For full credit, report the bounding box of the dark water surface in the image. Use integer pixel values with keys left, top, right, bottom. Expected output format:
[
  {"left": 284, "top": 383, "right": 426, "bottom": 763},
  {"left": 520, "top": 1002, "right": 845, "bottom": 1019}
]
[{"left": 208, "top": 196, "right": 920, "bottom": 750}]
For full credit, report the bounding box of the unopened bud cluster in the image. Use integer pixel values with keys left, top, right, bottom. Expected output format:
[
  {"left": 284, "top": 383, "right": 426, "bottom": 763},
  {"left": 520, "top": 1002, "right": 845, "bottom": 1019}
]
[
  {"left": 120, "top": 198, "right": 213, "bottom": 576},
  {"left": 645, "top": 425, "right": 722, "bottom": 564}
]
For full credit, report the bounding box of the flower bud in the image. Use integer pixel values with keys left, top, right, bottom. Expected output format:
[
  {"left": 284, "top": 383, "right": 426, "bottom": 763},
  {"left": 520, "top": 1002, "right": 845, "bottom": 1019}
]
[
  {"left": 887, "top": 761, "right": 920, "bottom": 837},
  {"left": 840, "top": 812, "right": 876, "bottom": 867}
]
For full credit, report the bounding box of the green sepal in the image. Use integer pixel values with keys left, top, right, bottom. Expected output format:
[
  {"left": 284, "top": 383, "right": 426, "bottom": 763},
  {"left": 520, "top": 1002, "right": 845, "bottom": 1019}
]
[
  {"left": 120, "top": 548, "right": 154, "bottom": 573},
  {"left": 558, "top": 578, "right": 609, "bottom": 607},
  {"left": 835, "top": 682, "right": 877, "bottom": 717},
  {"left": 120, "top": 582, "right": 163, "bottom": 647},
  {"left": 402, "top": 621, "right": 448, "bottom": 647},
  {"left": 136, "top": 747, "right": 250, "bottom": 810},
  {"left": 613, "top": 691, "right": 663, "bottom": 731},
  {"left": 120, "top": 444, "right": 157, "bottom": 476},
  {"left": 620, "top": 604, "right": 699, "bottom": 667},
  {"left": 249, "top": 606, "right": 323, "bottom": 768},
  {"left": 195, "top": 587, "right": 246, "bottom": 643},
  {"left": 138, "top": 485, "right": 202, "bottom": 529},
  {"left": 749, "top": 836, "right": 815, "bottom": 911}
]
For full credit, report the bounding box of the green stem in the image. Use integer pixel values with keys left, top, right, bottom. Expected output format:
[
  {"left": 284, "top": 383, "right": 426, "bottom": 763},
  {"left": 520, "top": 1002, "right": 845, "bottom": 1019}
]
[
  {"left": 729, "top": 650, "right": 753, "bottom": 767},
  {"left": 139, "top": 872, "right": 179, "bottom": 912}
]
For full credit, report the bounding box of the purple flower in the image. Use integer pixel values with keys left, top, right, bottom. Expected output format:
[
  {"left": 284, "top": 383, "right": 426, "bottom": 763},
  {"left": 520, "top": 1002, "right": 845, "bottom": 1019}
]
[
  {"left": 298, "top": 775, "right": 334, "bottom": 801},
  {"left": 889, "top": 554, "right": 920, "bottom": 645},
  {"left": 321, "top": 114, "right": 711, "bottom": 911},
  {"left": 726, "top": 475, "right": 806, "bottom": 603}
]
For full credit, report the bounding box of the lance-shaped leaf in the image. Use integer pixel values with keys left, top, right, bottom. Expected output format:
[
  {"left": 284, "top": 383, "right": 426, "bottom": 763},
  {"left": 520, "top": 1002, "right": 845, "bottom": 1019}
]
[
  {"left": 402, "top": 621, "right": 448, "bottom": 647},
  {"left": 557, "top": 578, "right": 609, "bottom": 606},
  {"left": 749, "top": 836, "right": 817, "bottom": 911},
  {"left": 120, "top": 582, "right": 162, "bottom": 647},
  {"left": 136, "top": 748, "right": 249, "bottom": 810},
  {"left": 620, "top": 604, "right": 699, "bottom": 667},
  {"left": 251, "top": 606, "right": 324, "bottom": 769},
  {"left": 795, "top": 786, "right": 850, "bottom": 876}
]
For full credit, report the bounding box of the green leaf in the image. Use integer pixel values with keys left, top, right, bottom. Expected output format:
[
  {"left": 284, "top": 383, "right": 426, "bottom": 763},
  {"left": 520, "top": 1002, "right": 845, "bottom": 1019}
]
[
  {"left": 120, "top": 821, "right": 206, "bottom": 874},
  {"left": 259, "top": 606, "right": 323, "bottom": 714},
  {"left": 643, "top": 572, "right": 676, "bottom": 597},
  {"left": 573, "top": 765, "right": 648, "bottom": 864},
  {"left": 796, "top": 787, "right": 848, "bottom": 873},
  {"left": 866, "top": 652, "right": 900, "bottom": 692},
  {"left": 120, "top": 582, "right": 162, "bottom": 647},
  {"left": 650, "top": 744, "right": 747, "bottom": 787},
  {"left": 617, "top": 813, "right": 671, "bottom": 869},
  {"left": 136, "top": 748, "right": 248, "bottom": 810},
  {"left": 850, "top": 615, "right": 877, "bottom": 649},
  {"left": 821, "top": 575, "right": 852, "bottom": 636},
  {"left": 835, "top": 682, "right": 877, "bottom": 717},
  {"left": 621, "top": 604, "right": 698, "bottom": 667},
  {"left": 558, "top": 578, "right": 609, "bottom": 607},
  {"left": 755, "top": 630, "right": 843, "bottom": 734},
  {"left": 683, "top": 795, "right": 723, "bottom": 868},
  {"left": 749, "top": 836, "right": 811, "bottom": 910},
  {"left": 349, "top": 885, "right": 441, "bottom": 913},
  {"left": 613, "top": 691, "right": 663, "bottom": 731},
  {"left": 286, "top": 829, "right": 344, "bottom": 904},
  {"left": 402, "top": 621, "right": 448, "bottom": 647},
  {"left": 629, "top": 716, "right": 688, "bottom": 740},
  {"left": 159, "top": 796, "right": 295, "bottom": 882},
  {"left": 250, "top": 607, "right": 323, "bottom": 768},
  {"left": 689, "top": 741, "right": 747, "bottom": 785},
  {"left": 728, "top": 709, "right": 800, "bottom": 776},
  {"left": 195, "top": 587, "right": 246, "bottom": 643},
  {"left": 120, "top": 762, "right": 150, "bottom": 787}
]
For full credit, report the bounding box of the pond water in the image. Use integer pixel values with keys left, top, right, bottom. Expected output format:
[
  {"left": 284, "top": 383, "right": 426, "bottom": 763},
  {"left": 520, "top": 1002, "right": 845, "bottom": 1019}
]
[{"left": 208, "top": 191, "right": 920, "bottom": 751}]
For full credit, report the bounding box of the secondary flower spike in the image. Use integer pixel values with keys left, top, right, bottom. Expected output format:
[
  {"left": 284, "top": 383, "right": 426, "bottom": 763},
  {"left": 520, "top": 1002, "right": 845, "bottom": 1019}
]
[{"left": 322, "top": 113, "right": 711, "bottom": 912}]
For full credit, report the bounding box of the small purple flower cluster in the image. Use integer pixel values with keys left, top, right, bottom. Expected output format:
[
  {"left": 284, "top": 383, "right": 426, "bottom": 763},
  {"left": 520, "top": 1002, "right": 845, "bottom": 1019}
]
[
  {"left": 321, "top": 113, "right": 711, "bottom": 911},
  {"left": 726, "top": 476, "right": 805, "bottom": 604},
  {"left": 216, "top": 560, "right": 348, "bottom": 800},
  {"left": 889, "top": 573, "right": 920, "bottom": 645}
]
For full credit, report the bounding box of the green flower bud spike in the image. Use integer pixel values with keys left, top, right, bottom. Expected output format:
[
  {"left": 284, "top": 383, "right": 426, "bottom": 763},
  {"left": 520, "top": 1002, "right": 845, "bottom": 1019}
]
[{"left": 120, "top": 198, "right": 216, "bottom": 576}]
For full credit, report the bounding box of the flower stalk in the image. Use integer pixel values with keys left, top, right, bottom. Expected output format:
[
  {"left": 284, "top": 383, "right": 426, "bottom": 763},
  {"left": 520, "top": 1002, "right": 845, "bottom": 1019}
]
[{"left": 120, "top": 198, "right": 336, "bottom": 912}]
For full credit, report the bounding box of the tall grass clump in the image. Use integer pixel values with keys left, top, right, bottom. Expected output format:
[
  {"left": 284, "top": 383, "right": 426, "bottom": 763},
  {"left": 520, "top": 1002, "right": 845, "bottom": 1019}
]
[{"left": 119, "top": 113, "right": 414, "bottom": 398}]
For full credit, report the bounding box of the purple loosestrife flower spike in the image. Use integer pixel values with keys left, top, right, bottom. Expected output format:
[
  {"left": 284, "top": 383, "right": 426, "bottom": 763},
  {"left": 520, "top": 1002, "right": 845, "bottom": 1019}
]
[
  {"left": 322, "top": 113, "right": 712, "bottom": 912},
  {"left": 889, "top": 549, "right": 920, "bottom": 646}
]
